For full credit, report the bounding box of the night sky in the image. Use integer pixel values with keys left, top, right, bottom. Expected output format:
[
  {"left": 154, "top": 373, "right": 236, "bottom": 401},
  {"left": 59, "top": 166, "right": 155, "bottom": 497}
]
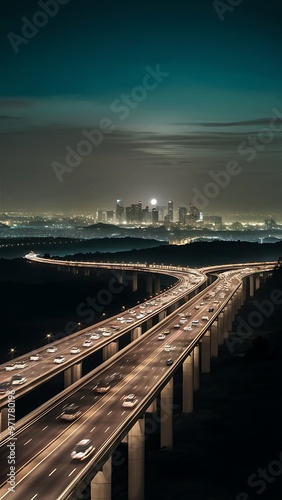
[{"left": 0, "top": 0, "right": 281, "bottom": 215}]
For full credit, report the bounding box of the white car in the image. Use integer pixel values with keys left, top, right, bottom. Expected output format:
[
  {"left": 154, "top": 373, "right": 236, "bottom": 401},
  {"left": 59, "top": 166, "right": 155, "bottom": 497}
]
[
  {"left": 30, "top": 353, "right": 41, "bottom": 361},
  {"left": 54, "top": 356, "right": 65, "bottom": 364},
  {"left": 83, "top": 340, "right": 93, "bottom": 347},
  {"left": 117, "top": 317, "right": 124, "bottom": 321},
  {"left": 179, "top": 318, "right": 187, "bottom": 324},
  {"left": 128, "top": 310, "right": 136, "bottom": 314},
  {"left": 192, "top": 320, "right": 199, "bottom": 325},
  {"left": 122, "top": 394, "right": 138, "bottom": 408},
  {"left": 136, "top": 314, "right": 145, "bottom": 319},
  {"left": 70, "top": 439, "right": 94, "bottom": 460},
  {"left": 11, "top": 375, "right": 27, "bottom": 385},
  {"left": 126, "top": 318, "right": 135, "bottom": 323},
  {"left": 47, "top": 346, "right": 57, "bottom": 353},
  {"left": 184, "top": 325, "right": 192, "bottom": 331},
  {"left": 157, "top": 333, "right": 166, "bottom": 341},
  {"left": 70, "top": 347, "right": 80, "bottom": 354},
  {"left": 90, "top": 333, "right": 101, "bottom": 339},
  {"left": 14, "top": 361, "right": 28, "bottom": 369},
  {"left": 102, "top": 331, "right": 112, "bottom": 337},
  {"left": 163, "top": 344, "right": 172, "bottom": 352},
  {"left": 5, "top": 364, "right": 16, "bottom": 371},
  {"left": 173, "top": 324, "right": 180, "bottom": 328}
]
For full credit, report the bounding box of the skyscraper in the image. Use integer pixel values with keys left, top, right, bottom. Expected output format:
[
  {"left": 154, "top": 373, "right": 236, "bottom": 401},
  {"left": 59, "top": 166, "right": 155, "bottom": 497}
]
[
  {"left": 168, "top": 200, "right": 173, "bottom": 222},
  {"left": 116, "top": 199, "right": 124, "bottom": 223}
]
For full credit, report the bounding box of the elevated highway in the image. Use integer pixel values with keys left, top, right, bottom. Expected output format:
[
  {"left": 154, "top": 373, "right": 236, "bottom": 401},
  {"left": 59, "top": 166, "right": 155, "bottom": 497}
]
[{"left": 0, "top": 259, "right": 276, "bottom": 499}]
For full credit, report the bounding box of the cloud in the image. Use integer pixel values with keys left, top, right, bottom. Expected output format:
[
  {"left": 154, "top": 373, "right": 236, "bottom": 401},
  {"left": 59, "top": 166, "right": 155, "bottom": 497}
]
[{"left": 175, "top": 117, "right": 282, "bottom": 127}]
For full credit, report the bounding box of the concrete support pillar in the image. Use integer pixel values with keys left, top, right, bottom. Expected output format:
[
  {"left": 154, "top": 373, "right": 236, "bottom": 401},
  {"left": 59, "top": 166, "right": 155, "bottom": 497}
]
[
  {"left": 249, "top": 275, "right": 255, "bottom": 297},
  {"left": 243, "top": 280, "right": 247, "bottom": 301},
  {"left": 0, "top": 407, "right": 8, "bottom": 432},
  {"left": 64, "top": 367, "right": 72, "bottom": 388},
  {"left": 84, "top": 268, "right": 90, "bottom": 277},
  {"left": 255, "top": 274, "right": 261, "bottom": 290},
  {"left": 131, "top": 326, "right": 142, "bottom": 341},
  {"left": 146, "top": 274, "right": 153, "bottom": 294},
  {"left": 201, "top": 331, "right": 211, "bottom": 373},
  {"left": 210, "top": 321, "right": 218, "bottom": 358},
  {"left": 160, "top": 378, "right": 173, "bottom": 448},
  {"left": 218, "top": 314, "right": 224, "bottom": 345},
  {"left": 103, "top": 341, "right": 118, "bottom": 361},
  {"left": 146, "top": 399, "right": 157, "bottom": 413},
  {"left": 71, "top": 362, "right": 82, "bottom": 383},
  {"left": 91, "top": 457, "right": 112, "bottom": 500},
  {"left": 128, "top": 418, "right": 145, "bottom": 500},
  {"left": 146, "top": 318, "right": 153, "bottom": 330},
  {"left": 115, "top": 271, "right": 124, "bottom": 284},
  {"left": 153, "top": 275, "right": 160, "bottom": 294},
  {"left": 132, "top": 272, "right": 138, "bottom": 292},
  {"left": 193, "top": 344, "right": 200, "bottom": 391},
  {"left": 158, "top": 310, "right": 166, "bottom": 322},
  {"left": 183, "top": 352, "right": 194, "bottom": 413}
]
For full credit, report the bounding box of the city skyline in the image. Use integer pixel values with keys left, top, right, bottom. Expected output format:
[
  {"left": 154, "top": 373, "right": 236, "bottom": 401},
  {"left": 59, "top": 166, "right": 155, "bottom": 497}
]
[{"left": 0, "top": 0, "right": 281, "bottom": 216}]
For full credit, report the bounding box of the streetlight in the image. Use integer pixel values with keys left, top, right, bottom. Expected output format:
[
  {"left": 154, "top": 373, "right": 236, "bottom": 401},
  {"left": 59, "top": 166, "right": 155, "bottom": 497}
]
[
  {"left": 10, "top": 348, "right": 15, "bottom": 359},
  {"left": 46, "top": 333, "right": 51, "bottom": 344}
]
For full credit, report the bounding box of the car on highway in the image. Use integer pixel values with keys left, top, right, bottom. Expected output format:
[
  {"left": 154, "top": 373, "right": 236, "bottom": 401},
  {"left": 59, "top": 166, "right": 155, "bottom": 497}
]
[
  {"left": 90, "top": 333, "right": 101, "bottom": 339},
  {"left": 191, "top": 320, "right": 199, "bottom": 325},
  {"left": 136, "top": 314, "right": 145, "bottom": 319},
  {"left": 54, "top": 356, "right": 65, "bottom": 364},
  {"left": 163, "top": 344, "right": 172, "bottom": 352},
  {"left": 5, "top": 364, "right": 16, "bottom": 371},
  {"left": 83, "top": 339, "right": 93, "bottom": 347},
  {"left": 163, "top": 329, "right": 171, "bottom": 335},
  {"left": 184, "top": 325, "right": 192, "bottom": 331},
  {"left": 47, "top": 346, "right": 57, "bottom": 353},
  {"left": 60, "top": 404, "right": 81, "bottom": 421},
  {"left": 0, "top": 382, "right": 12, "bottom": 394},
  {"left": 109, "top": 372, "right": 123, "bottom": 383},
  {"left": 179, "top": 318, "right": 187, "bottom": 324},
  {"left": 166, "top": 358, "right": 173, "bottom": 366},
  {"left": 122, "top": 394, "right": 138, "bottom": 408},
  {"left": 11, "top": 374, "right": 27, "bottom": 385},
  {"left": 157, "top": 333, "right": 166, "bottom": 341},
  {"left": 173, "top": 324, "right": 180, "bottom": 328},
  {"left": 208, "top": 307, "right": 214, "bottom": 312},
  {"left": 185, "top": 312, "right": 192, "bottom": 317},
  {"left": 70, "top": 439, "right": 94, "bottom": 461},
  {"left": 126, "top": 318, "right": 135, "bottom": 323},
  {"left": 202, "top": 316, "right": 209, "bottom": 321},
  {"left": 194, "top": 306, "right": 200, "bottom": 310},
  {"left": 29, "top": 353, "right": 41, "bottom": 361},
  {"left": 70, "top": 347, "right": 80, "bottom": 354},
  {"left": 102, "top": 330, "right": 112, "bottom": 337},
  {"left": 93, "top": 380, "right": 111, "bottom": 393},
  {"left": 14, "top": 361, "right": 28, "bottom": 369},
  {"left": 128, "top": 310, "right": 136, "bottom": 314},
  {"left": 117, "top": 317, "right": 124, "bottom": 321}
]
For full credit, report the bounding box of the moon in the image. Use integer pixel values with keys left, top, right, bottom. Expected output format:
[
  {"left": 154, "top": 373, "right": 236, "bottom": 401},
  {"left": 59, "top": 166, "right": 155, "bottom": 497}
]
[{"left": 151, "top": 198, "right": 157, "bottom": 205}]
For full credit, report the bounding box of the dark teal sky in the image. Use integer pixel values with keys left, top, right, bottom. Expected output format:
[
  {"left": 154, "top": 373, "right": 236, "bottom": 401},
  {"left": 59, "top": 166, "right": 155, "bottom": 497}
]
[{"left": 0, "top": 0, "right": 281, "bottom": 217}]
